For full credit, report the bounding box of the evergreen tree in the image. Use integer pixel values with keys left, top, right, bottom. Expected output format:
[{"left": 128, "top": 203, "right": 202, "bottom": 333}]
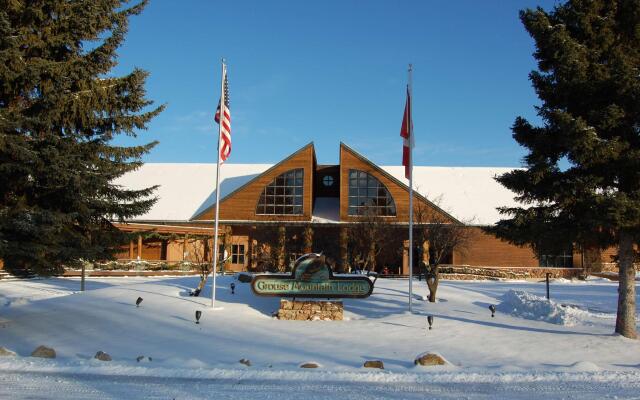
[
  {"left": 491, "top": 0, "right": 640, "bottom": 338},
  {"left": 0, "top": 0, "right": 163, "bottom": 275}
]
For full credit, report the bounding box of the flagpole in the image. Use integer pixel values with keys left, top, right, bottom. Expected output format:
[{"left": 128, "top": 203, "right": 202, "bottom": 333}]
[
  {"left": 211, "top": 59, "right": 226, "bottom": 309},
  {"left": 408, "top": 63, "right": 414, "bottom": 313}
]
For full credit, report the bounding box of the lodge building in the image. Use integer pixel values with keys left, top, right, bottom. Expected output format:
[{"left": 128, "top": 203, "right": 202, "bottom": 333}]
[{"left": 113, "top": 143, "right": 588, "bottom": 274}]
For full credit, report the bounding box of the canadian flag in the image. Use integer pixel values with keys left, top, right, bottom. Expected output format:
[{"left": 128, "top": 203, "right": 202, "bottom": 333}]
[{"left": 400, "top": 87, "right": 414, "bottom": 179}]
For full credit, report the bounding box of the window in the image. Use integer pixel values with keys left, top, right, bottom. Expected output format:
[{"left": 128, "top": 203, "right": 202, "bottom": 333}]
[
  {"left": 231, "top": 244, "right": 245, "bottom": 265},
  {"left": 256, "top": 169, "right": 304, "bottom": 215},
  {"left": 322, "top": 175, "right": 334, "bottom": 187},
  {"left": 217, "top": 244, "right": 245, "bottom": 264},
  {"left": 539, "top": 246, "right": 573, "bottom": 268},
  {"left": 347, "top": 170, "right": 396, "bottom": 216}
]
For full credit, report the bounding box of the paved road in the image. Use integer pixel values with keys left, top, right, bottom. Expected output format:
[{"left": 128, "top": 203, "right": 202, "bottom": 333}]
[{"left": 2, "top": 371, "right": 640, "bottom": 400}]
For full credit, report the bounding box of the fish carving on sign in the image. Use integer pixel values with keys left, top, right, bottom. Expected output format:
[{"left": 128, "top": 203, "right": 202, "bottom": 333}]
[{"left": 295, "top": 254, "right": 331, "bottom": 282}]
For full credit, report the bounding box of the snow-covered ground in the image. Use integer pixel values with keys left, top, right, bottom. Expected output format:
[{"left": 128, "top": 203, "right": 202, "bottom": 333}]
[{"left": 0, "top": 275, "right": 639, "bottom": 399}]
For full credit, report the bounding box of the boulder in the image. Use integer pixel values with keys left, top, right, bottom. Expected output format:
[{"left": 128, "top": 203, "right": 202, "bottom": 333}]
[
  {"left": 0, "top": 347, "right": 16, "bottom": 357},
  {"left": 31, "top": 345, "right": 56, "bottom": 358},
  {"left": 94, "top": 351, "right": 112, "bottom": 361},
  {"left": 300, "top": 362, "right": 319, "bottom": 368},
  {"left": 363, "top": 360, "right": 384, "bottom": 369},
  {"left": 239, "top": 358, "right": 251, "bottom": 367},
  {"left": 414, "top": 352, "right": 446, "bottom": 366}
]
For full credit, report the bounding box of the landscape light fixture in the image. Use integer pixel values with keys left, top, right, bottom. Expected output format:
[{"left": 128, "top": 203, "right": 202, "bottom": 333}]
[
  {"left": 546, "top": 272, "right": 552, "bottom": 300},
  {"left": 136, "top": 297, "right": 143, "bottom": 307},
  {"left": 230, "top": 282, "right": 236, "bottom": 295},
  {"left": 195, "top": 310, "right": 202, "bottom": 324},
  {"left": 489, "top": 304, "right": 496, "bottom": 318},
  {"left": 427, "top": 315, "right": 434, "bottom": 330}
]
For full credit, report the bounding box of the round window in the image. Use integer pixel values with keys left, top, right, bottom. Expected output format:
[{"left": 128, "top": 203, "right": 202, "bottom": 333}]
[{"left": 322, "top": 175, "right": 334, "bottom": 187}]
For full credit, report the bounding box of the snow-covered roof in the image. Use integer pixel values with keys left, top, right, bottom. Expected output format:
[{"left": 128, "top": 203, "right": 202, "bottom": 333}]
[
  {"left": 114, "top": 163, "right": 271, "bottom": 221},
  {"left": 115, "top": 163, "right": 520, "bottom": 225},
  {"left": 382, "top": 166, "right": 520, "bottom": 225}
]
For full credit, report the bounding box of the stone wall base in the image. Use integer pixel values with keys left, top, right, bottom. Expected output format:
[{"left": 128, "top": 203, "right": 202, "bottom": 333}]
[
  {"left": 277, "top": 299, "right": 343, "bottom": 321},
  {"left": 436, "top": 266, "right": 583, "bottom": 280}
]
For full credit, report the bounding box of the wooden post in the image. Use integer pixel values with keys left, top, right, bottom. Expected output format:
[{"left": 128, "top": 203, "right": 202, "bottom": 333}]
[
  {"left": 137, "top": 235, "right": 142, "bottom": 260},
  {"left": 277, "top": 226, "right": 286, "bottom": 272},
  {"left": 183, "top": 235, "right": 188, "bottom": 261},
  {"left": 129, "top": 240, "right": 134, "bottom": 259},
  {"left": 402, "top": 240, "right": 409, "bottom": 275}
]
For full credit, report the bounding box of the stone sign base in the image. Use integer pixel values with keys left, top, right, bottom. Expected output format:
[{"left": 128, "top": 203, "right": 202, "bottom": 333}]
[{"left": 277, "top": 299, "right": 343, "bottom": 321}]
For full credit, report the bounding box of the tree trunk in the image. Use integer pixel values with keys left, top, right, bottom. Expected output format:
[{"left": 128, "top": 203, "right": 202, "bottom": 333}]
[
  {"left": 303, "top": 226, "right": 313, "bottom": 253},
  {"left": 339, "top": 227, "right": 349, "bottom": 272},
  {"left": 426, "top": 265, "right": 439, "bottom": 303},
  {"left": 615, "top": 230, "right": 637, "bottom": 339},
  {"left": 368, "top": 242, "right": 376, "bottom": 272}
]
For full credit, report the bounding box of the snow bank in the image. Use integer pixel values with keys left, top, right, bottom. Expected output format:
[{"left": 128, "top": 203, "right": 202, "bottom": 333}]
[
  {"left": 0, "top": 358, "right": 638, "bottom": 385},
  {"left": 497, "top": 290, "right": 587, "bottom": 326}
]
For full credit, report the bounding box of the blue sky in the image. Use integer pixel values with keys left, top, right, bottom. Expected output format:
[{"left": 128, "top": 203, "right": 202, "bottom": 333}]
[{"left": 112, "top": 0, "right": 558, "bottom": 167}]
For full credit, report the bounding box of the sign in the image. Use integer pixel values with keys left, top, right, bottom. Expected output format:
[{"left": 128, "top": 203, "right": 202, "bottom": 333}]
[{"left": 251, "top": 254, "right": 374, "bottom": 298}]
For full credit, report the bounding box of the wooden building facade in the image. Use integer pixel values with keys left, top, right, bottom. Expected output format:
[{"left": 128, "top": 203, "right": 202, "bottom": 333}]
[{"left": 112, "top": 143, "right": 590, "bottom": 273}]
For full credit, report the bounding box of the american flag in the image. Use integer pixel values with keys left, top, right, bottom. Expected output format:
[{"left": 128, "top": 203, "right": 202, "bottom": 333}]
[
  {"left": 400, "top": 86, "right": 413, "bottom": 179},
  {"left": 214, "top": 66, "right": 231, "bottom": 162}
]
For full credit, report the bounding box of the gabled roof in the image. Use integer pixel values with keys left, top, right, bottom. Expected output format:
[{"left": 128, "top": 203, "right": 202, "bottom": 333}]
[
  {"left": 340, "top": 142, "right": 461, "bottom": 224},
  {"left": 190, "top": 142, "right": 315, "bottom": 220}
]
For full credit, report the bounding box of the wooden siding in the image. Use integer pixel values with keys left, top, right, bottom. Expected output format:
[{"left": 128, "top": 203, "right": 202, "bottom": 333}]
[
  {"left": 339, "top": 143, "right": 453, "bottom": 223},
  {"left": 195, "top": 144, "right": 315, "bottom": 222},
  {"left": 167, "top": 241, "right": 183, "bottom": 262},
  {"left": 141, "top": 240, "right": 163, "bottom": 260},
  {"left": 454, "top": 227, "right": 539, "bottom": 268}
]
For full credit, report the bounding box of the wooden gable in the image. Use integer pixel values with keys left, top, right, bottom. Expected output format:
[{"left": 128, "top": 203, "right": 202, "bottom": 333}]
[
  {"left": 193, "top": 143, "right": 316, "bottom": 222},
  {"left": 339, "top": 143, "right": 458, "bottom": 224}
]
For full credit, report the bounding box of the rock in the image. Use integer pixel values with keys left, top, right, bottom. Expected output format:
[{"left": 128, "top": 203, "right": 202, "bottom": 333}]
[
  {"left": 0, "top": 347, "right": 16, "bottom": 357},
  {"left": 300, "top": 362, "right": 319, "bottom": 368},
  {"left": 239, "top": 358, "right": 251, "bottom": 367},
  {"left": 94, "top": 351, "right": 112, "bottom": 361},
  {"left": 31, "top": 345, "right": 56, "bottom": 358},
  {"left": 414, "top": 353, "right": 446, "bottom": 366},
  {"left": 136, "top": 355, "right": 145, "bottom": 362},
  {"left": 363, "top": 360, "right": 384, "bottom": 369}
]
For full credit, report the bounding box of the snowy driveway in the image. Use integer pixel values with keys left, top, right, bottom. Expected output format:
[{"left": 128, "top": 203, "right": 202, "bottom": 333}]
[{"left": 2, "top": 368, "right": 640, "bottom": 399}]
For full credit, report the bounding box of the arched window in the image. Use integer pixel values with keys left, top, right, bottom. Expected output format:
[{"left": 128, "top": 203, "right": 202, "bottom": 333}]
[
  {"left": 348, "top": 170, "right": 396, "bottom": 216},
  {"left": 256, "top": 169, "right": 304, "bottom": 215}
]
